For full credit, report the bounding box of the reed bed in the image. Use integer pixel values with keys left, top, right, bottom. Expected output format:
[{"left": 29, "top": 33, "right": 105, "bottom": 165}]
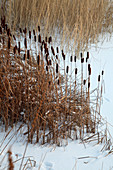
[
  {"left": 0, "top": 0, "right": 113, "bottom": 54},
  {"left": 0, "top": 16, "right": 105, "bottom": 146}
]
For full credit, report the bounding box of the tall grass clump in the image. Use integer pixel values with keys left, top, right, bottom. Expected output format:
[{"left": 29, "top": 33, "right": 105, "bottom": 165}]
[
  {"left": 0, "top": 16, "right": 104, "bottom": 145},
  {"left": 0, "top": 0, "right": 113, "bottom": 54}
]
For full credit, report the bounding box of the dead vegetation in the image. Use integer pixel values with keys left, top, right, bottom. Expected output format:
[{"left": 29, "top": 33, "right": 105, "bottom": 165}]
[
  {"left": 0, "top": 16, "right": 104, "bottom": 145},
  {"left": 0, "top": 0, "right": 113, "bottom": 54}
]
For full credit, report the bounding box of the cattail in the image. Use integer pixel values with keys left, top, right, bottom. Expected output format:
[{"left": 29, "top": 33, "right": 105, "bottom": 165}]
[
  {"left": 38, "top": 34, "right": 41, "bottom": 43},
  {"left": 56, "top": 63, "right": 58, "bottom": 73},
  {"left": 49, "top": 81, "right": 51, "bottom": 85},
  {"left": 0, "top": 27, "right": 2, "bottom": 34},
  {"left": 19, "top": 28, "right": 22, "bottom": 33},
  {"left": 23, "top": 54, "right": 26, "bottom": 60},
  {"left": 42, "top": 40, "right": 45, "bottom": 45},
  {"left": 86, "top": 58, "right": 88, "bottom": 63},
  {"left": 80, "top": 52, "right": 82, "bottom": 58},
  {"left": 49, "top": 60, "right": 52, "bottom": 65},
  {"left": 24, "top": 38, "right": 27, "bottom": 48},
  {"left": 88, "top": 82, "right": 90, "bottom": 88},
  {"left": 56, "top": 55, "right": 58, "bottom": 59},
  {"left": 70, "top": 56, "right": 73, "bottom": 62},
  {"left": 56, "top": 47, "right": 59, "bottom": 53},
  {"left": 13, "top": 35, "right": 16, "bottom": 41},
  {"left": 75, "top": 68, "right": 77, "bottom": 75},
  {"left": 33, "top": 29, "right": 35, "bottom": 35},
  {"left": 47, "top": 60, "right": 49, "bottom": 65},
  {"left": 81, "top": 58, "right": 84, "bottom": 63},
  {"left": 24, "top": 27, "right": 27, "bottom": 34},
  {"left": 51, "top": 46, "right": 55, "bottom": 55},
  {"left": 89, "top": 67, "right": 91, "bottom": 75},
  {"left": 7, "top": 28, "right": 10, "bottom": 36},
  {"left": 74, "top": 56, "right": 76, "bottom": 62},
  {"left": 8, "top": 37, "right": 10, "bottom": 49},
  {"left": 27, "top": 50, "right": 30, "bottom": 59},
  {"left": 98, "top": 75, "right": 100, "bottom": 82},
  {"left": 40, "top": 45, "right": 43, "bottom": 52},
  {"left": 46, "top": 66, "right": 48, "bottom": 71},
  {"left": 46, "top": 54, "right": 48, "bottom": 61},
  {"left": 34, "top": 35, "right": 36, "bottom": 42},
  {"left": 66, "top": 66, "right": 69, "bottom": 73},
  {"left": 45, "top": 36, "right": 47, "bottom": 42},
  {"left": 29, "top": 31, "right": 31, "bottom": 39},
  {"left": 48, "top": 36, "right": 52, "bottom": 43},
  {"left": 88, "top": 64, "right": 90, "bottom": 72},
  {"left": 58, "top": 79, "right": 60, "bottom": 85},
  {"left": 18, "top": 42, "right": 20, "bottom": 54},
  {"left": 87, "top": 52, "right": 89, "bottom": 59},
  {"left": 37, "top": 55, "right": 40, "bottom": 65},
  {"left": 83, "top": 79, "right": 86, "bottom": 85},
  {"left": 102, "top": 70, "right": 104, "bottom": 75},
  {"left": 38, "top": 26, "right": 40, "bottom": 32}
]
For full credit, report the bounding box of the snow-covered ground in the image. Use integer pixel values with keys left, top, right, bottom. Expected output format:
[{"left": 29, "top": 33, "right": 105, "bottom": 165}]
[{"left": 1, "top": 35, "right": 113, "bottom": 170}]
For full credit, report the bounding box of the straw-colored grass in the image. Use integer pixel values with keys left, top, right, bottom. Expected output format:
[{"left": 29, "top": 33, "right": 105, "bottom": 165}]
[{"left": 0, "top": 0, "right": 113, "bottom": 54}]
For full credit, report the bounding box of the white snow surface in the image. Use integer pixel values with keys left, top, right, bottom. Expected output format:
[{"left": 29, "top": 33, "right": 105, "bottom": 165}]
[{"left": 1, "top": 35, "right": 113, "bottom": 170}]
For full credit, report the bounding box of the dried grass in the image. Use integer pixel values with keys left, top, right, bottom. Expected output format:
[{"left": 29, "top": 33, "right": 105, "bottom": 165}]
[{"left": 0, "top": 0, "right": 113, "bottom": 54}]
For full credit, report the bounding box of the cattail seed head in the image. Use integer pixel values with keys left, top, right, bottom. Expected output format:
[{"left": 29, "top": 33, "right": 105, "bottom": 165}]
[
  {"left": 38, "top": 34, "right": 41, "bottom": 43},
  {"left": 24, "top": 38, "right": 27, "bottom": 48},
  {"left": 29, "top": 31, "right": 31, "bottom": 39},
  {"left": 80, "top": 53, "right": 82, "bottom": 58},
  {"left": 81, "top": 58, "right": 84, "bottom": 63},
  {"left": 89, "top": 67, "right": 91, "bottom": 75},
  {"left": 58, "top": 79, "right": 60, "bottom": 85},
  {"left": 88, "top": 82, "right": 90, "bottom": 88},
  {"left": 74, "top": 56, "right": 76, "bottom": 62},
  {"left": 56, "top": 63, "right": 58, "bottom": 73},
  {"left": 48, "top": 36, "right": 52, "bottom": 43},
  {"left": 70, "top": 56, "right": 73, "bottom": 62},
  {"left": 40, "top": 45, "right": 43, "bottom": 52},
  {"left": 102, "top": 70, "right": 104, "bottom": 75},
  {"left": 34, "top": 35, "right": 36, "bottom": 42},
  {"left": 19, "top": 28, "right": 22, "bottom": 33},
  {"left": 51, "top": 46, "right": 55, "bottom": 55},
  {"left": 23, "top": 54, "right": 26, "bottom": 60},
  {"left": 7, "top": 28, "right": 10, "bottom": 36},
  {"left": 56, "top": 55, "right": 58, "bottom": 59},
  {"left": 37, "top": 55, "right": 40, "bottom": 65},
  {"left": 75, "top": 68, "right": 77, "bottom": 75},
  {"left": 83, "top": 79, "right": 86, "bottom": 85},
  {"left": 98, "top": 75, "right": 100, "bottom": 82},
  {"left": 18, "top": 42, "right": 20, "bottom": 54},
  {"left": 56, "top": 47, "right": 59, "bottom": 53},
  {"left": 45, "top": 36, "right": 47, "bottom": 42},
  {"left": 46, "top": 66, "right": 48, "bottom": 71},
  {"left": 49, "top": 60, "right": 52, "bottom": 65},
  {"left": 66, "top": 66, "right": 69, "bottom": 73},
  {"left": 33, "top": 29, "right": 35, "bottom": 35},
  {"left": 87, "top": 52, "right": 89, "bottom": 59},
  {"left": 13, "top": 35, "right": 16, "bottom": 41},
  {"left": 88, "top": 64, "right": 90, "bottom": 72},
  {"left": 27, "top": 50, "right": 30, "bottom": 59},
  {"left": 38, "top": 26, "right": 40, "bottom": 32}
]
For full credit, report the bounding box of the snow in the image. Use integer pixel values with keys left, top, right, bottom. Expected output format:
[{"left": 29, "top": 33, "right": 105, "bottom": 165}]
[{"left": 1, "top": 35, "right": 113, "bottom": 170}]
